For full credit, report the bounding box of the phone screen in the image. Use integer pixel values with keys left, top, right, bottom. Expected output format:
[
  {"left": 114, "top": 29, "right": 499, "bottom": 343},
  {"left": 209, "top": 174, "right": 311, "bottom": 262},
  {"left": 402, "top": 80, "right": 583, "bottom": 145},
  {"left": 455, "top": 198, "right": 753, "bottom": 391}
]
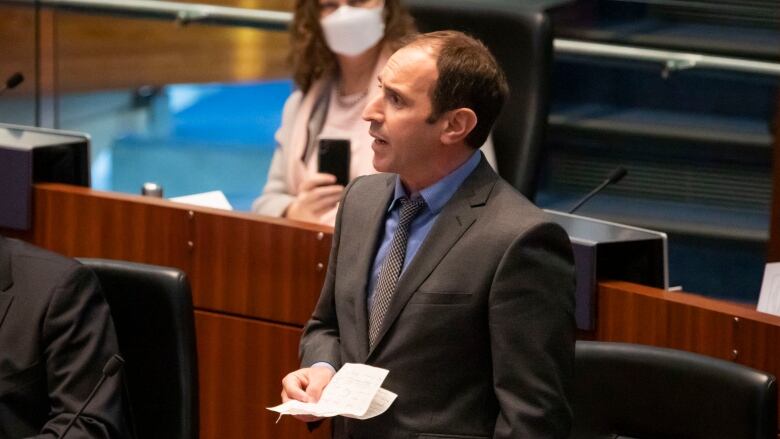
[{"left": 318, "top": 138, "right": 351, "bottom": 186}]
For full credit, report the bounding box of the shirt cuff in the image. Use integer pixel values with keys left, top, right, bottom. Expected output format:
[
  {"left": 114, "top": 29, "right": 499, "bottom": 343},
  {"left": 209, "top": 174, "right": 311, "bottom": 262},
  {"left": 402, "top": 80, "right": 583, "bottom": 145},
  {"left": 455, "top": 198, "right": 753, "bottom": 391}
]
[{"left": 310, "top": 362, "right": 336, "bottom": 374}]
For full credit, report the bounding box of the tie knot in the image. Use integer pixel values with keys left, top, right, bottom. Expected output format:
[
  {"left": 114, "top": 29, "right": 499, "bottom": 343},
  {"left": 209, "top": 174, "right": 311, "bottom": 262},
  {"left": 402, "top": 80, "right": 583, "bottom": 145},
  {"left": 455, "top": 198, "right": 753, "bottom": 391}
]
[{"left": 398, "top": 197, "right": 426, "bottom": 227}]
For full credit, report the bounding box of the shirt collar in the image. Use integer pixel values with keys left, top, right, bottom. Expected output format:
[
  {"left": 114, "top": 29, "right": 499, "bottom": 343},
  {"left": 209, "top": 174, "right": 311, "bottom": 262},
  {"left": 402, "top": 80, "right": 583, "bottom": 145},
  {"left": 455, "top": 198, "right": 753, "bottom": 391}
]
[{"left": 388, "top": 150, "right": 482, "bottom": 214}]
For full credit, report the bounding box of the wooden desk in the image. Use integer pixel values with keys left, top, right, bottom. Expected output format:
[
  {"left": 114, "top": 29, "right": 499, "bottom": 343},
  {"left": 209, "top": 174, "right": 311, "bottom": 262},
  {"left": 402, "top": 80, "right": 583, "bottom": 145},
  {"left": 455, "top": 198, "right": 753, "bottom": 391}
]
[
  {"left": 6, "top": 183, "right": 780, "bottom": 436},
  {"left": 3, "top": 183, "right": 332, "bottom": 439},
  {"left": 596, "top": 280, "right": 780, "bottom": 434}
]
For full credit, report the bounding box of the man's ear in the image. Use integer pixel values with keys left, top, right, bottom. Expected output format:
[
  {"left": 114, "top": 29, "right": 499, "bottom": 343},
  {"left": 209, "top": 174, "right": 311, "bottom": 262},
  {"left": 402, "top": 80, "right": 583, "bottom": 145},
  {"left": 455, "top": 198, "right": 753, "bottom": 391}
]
[{"left": 440, "top": 108, "right": 477, "bottom": 145}]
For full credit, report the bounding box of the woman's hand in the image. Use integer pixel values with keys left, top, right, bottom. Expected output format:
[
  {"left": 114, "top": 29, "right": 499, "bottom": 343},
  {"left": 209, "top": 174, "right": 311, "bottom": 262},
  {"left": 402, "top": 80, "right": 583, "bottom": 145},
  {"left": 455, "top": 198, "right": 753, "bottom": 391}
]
[{"left": 285, "top": 173, "right": 345, "bottom": 223}]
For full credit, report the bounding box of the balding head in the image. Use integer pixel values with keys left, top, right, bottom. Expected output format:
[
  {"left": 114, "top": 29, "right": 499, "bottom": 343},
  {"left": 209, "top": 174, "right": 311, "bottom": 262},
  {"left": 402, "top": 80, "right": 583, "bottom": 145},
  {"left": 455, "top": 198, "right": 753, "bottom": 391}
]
[{"left": 402, "top": 31, "right": 509, "bottom": 148}]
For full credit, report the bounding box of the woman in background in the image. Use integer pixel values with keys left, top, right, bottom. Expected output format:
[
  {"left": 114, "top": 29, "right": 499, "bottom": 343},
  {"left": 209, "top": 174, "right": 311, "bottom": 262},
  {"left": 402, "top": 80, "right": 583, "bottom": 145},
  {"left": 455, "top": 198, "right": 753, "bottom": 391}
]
[
  {"left": 253, "top": 0, "right": 496, "bottom": 225},
  {"left": 252, "top": 0, "right": 416, "bottom": 225}
]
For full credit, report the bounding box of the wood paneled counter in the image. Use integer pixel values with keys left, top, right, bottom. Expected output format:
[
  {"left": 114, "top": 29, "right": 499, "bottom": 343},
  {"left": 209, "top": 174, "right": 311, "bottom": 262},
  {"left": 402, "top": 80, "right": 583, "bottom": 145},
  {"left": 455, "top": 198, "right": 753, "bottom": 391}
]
[{"left": 6, "top": 183, "right": 779, "bottom": 437}]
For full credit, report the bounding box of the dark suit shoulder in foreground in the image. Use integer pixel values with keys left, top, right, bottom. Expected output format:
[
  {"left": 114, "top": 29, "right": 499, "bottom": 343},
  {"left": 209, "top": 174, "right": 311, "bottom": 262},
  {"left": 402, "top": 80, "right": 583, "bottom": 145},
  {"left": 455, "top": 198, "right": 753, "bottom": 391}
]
[{"left": 0, "top": 236, "right": 129, "bottom": 439}]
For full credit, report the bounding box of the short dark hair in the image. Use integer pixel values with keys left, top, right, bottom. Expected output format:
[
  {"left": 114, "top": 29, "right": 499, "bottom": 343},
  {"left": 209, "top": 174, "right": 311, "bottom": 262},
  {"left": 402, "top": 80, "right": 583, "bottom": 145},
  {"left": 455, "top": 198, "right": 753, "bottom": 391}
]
[{"left": 405, "top": 31, "right": 509, "bottom": 148}]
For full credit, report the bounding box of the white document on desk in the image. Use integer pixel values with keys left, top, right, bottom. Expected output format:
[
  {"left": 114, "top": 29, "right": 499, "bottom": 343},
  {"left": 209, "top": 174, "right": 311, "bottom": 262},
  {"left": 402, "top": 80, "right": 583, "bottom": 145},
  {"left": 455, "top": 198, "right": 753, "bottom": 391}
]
[
  {"left": 268, "top": 363, "right": 397, "bottom": 420},
  {"left": 169, "top": 191, "right": 233, "bottom": 210},
  {"left": 757, "top": 262, "right": 780, "bottom": 316}
]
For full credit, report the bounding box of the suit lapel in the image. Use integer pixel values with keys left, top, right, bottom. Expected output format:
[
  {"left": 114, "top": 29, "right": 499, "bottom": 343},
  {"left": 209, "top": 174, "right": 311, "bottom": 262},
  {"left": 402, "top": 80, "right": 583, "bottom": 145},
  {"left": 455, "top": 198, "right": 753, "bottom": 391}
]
[
  {"left": 366, "top": 159, "right": 497, "bottom": 358},
  {"left": 0, "top": 237, "right": 14, "bottom": 329},
  {"left": 0, "top": 294, "right": 11, "bottom": 329},
  {"left": 351, "top": 175, "right": 395, "bottom": 359}
]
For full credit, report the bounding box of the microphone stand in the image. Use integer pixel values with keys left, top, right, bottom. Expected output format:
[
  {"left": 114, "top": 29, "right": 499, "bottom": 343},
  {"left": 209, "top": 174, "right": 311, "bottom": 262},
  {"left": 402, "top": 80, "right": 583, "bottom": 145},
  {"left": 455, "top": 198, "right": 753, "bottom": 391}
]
[{"left": 58, "top": 354, "right": 124, "bottom": 439}]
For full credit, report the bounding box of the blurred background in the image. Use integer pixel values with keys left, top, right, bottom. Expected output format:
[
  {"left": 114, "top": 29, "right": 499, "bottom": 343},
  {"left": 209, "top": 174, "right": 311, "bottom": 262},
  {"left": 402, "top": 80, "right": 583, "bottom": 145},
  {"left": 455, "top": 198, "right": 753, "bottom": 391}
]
[{"left": 1, "top": 0, "right": 778, "bottom": 301}]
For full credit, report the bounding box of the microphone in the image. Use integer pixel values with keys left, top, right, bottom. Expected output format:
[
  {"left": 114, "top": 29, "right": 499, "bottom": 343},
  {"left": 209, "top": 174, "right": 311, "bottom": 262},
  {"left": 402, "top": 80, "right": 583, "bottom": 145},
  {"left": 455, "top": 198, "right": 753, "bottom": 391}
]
[
  {"left": 57, "top": 354, "right": 125, "bottom": 439},
  {"left": 0, "top": 72, "right": 24, "bottom": 96},
  {"left": 568, "top": 166, "right": 628, "bottom": 214}
]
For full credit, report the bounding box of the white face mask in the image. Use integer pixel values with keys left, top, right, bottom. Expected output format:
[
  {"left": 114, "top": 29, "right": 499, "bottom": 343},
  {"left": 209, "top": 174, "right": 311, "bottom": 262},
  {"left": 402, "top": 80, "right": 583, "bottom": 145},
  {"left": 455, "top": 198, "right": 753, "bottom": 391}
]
[{"left": 320, "top": 3, "right": 386, "bottom": 57}]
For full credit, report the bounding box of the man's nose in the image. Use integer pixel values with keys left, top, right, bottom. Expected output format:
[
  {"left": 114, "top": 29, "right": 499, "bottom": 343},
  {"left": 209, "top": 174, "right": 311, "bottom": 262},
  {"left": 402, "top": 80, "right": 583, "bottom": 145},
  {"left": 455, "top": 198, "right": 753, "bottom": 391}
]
[{"left": 362, "top": 94, "right": 383, "bottom": 122}]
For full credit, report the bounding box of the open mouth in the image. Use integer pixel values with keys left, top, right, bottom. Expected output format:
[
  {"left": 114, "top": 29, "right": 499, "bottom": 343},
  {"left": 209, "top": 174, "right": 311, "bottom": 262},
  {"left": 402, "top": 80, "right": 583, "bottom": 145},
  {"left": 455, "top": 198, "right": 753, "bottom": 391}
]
[{"left": 370, "top": 131, "right": 389, "bottom": 145}]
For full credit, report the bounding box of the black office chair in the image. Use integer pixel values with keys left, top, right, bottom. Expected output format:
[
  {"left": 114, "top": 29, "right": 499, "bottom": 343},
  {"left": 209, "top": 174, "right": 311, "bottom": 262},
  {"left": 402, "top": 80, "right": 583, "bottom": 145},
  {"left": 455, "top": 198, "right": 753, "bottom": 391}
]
[
  {"left": 572, "top": 341, "right": 777, "bottom": 439},
  {"left": 80, "top": 258, "right": 199, "bottom": 439},
  {"left": 406, "top": 0, "right": 553, "bottom": 198}
]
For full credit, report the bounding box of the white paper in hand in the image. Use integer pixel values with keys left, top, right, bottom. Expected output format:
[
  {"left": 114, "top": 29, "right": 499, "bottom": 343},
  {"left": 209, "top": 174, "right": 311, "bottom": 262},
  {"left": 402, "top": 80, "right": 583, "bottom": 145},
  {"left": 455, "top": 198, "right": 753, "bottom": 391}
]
[
  {"left": 346, "top": 388, "right": 398, "bottom": 420},
  {"left": 268, "top": 363, "right": 397, "bottom": 421}
]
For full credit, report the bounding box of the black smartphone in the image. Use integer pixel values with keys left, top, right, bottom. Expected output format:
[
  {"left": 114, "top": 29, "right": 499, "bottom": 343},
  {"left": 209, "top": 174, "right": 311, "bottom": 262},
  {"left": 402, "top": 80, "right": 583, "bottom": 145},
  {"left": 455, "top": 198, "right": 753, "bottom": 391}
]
[{"left": 318, "top": 138, "right": 351, "bottom": 186}]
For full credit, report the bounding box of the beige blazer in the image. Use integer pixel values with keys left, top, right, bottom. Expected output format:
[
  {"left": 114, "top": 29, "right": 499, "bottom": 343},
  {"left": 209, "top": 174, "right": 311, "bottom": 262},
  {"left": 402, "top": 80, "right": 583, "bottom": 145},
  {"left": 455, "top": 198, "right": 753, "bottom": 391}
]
[{"left": 251, "top": 51, "right": 390, "bottom": 225}]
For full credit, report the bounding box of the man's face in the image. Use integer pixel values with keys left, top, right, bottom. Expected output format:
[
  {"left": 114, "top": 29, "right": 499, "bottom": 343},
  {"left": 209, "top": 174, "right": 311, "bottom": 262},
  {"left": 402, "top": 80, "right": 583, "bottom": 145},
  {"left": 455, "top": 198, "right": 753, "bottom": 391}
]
[{"left": 362, "top": 45, "right": 443, "bottom": 186}]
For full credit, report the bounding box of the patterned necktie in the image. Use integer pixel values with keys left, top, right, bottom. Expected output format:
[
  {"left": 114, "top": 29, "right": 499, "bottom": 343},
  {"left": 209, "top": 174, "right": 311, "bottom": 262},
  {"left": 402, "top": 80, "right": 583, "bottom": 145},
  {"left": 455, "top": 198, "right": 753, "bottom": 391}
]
[{"left": 368, "top": 196, "right": 427, "bottom": 348}]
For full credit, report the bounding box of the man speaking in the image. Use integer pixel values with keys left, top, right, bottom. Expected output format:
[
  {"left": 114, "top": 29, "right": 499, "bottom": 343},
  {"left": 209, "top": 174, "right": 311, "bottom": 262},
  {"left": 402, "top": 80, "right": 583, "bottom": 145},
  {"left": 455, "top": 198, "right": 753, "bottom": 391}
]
[{"left": 281, "top": 31, "right": 575, "bottom": 439}]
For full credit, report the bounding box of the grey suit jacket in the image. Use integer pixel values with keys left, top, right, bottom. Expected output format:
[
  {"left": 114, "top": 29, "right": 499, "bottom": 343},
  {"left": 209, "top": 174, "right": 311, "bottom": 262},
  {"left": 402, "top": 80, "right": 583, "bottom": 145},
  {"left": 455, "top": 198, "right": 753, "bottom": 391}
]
[
  {"left": 0, "top": 236, "right": 129, "bottom": 439},
  {"left": 300, "top": 158, "right": 576, "bottom": 439}
]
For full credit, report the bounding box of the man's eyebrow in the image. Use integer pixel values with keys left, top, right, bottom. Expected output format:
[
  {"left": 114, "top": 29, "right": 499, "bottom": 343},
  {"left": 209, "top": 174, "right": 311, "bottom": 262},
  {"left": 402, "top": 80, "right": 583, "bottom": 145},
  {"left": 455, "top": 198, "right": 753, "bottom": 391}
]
[
  {"left": 377, "top": 74, "right": 406, "bottom": 100},
  {"left": 382, "top": 81, "right": 403, "bottom": 98}
]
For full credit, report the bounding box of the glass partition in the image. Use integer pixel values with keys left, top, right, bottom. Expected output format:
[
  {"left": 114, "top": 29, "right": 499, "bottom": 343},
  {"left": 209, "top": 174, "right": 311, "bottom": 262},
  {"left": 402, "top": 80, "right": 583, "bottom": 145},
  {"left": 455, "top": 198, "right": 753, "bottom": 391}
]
[
  {"left": 543, "top": 0, "right": 780, "bottom": 300},
  {"left": 50, "top": 3, "right": 292, "bottom": 210}
]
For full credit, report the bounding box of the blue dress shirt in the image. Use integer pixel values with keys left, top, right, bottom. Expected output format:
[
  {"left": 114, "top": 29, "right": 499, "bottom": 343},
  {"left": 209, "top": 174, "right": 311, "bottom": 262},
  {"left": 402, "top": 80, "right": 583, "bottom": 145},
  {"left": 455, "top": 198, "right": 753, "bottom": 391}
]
[{"left": 366, "top": 151, "right": 482, "bottom": 312}]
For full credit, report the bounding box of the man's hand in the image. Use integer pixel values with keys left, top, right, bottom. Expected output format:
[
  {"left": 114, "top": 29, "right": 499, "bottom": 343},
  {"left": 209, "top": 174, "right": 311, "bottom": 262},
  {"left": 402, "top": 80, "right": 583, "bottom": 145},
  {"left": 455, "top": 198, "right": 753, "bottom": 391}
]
[
  {"left": 280, "top": 366, "right": 336, "bottom": 423},
  {"left": 285, "top": 173, "right": 344, "bottom": 222}
]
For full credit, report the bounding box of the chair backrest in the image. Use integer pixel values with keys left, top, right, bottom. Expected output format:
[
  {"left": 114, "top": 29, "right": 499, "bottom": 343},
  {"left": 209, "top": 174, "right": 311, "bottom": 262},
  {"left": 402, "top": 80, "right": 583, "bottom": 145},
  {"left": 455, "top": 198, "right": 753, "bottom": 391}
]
[
  {"left": 79, "top": 258, "right": 199, "bottom": 439},
  {"left": 405, "top": 0, "right": 553, "bottom": 198},
  {"left": 572, "top": 341, "right": 777, "bottom": 439}
]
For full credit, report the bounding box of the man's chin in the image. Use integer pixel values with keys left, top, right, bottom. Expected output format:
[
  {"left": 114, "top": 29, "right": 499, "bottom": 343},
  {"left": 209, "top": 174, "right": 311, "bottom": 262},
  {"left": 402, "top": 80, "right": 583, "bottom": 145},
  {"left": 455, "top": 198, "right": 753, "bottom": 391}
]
[{"left": 372, "top": 157, "right": 391, "bottom": 174}]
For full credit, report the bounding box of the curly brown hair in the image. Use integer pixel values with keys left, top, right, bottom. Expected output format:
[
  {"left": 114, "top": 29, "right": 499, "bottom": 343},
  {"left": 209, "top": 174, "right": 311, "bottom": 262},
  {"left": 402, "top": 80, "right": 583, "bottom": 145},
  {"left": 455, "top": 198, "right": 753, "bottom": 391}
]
[{"left": 289, "top": 0, "right": 416, "bottom": 93}]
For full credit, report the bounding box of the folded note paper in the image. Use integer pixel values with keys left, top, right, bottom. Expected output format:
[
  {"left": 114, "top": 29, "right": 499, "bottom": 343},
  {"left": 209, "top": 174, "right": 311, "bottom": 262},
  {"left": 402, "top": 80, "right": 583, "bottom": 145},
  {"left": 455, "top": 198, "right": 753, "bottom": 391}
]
[{"left": 268, "top": 363, "right": 397, "bottom": 421}]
